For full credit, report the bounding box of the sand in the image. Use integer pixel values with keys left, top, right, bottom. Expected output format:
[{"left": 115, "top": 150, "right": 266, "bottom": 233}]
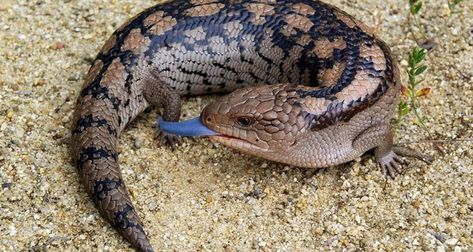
[{"left": 0, "top": 0, "right": 471, "bottom": 251}]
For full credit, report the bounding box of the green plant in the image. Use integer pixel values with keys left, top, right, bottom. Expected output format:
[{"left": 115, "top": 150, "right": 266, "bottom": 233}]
[
  {"left": 398, "top": 47, "right": 431, "bottom": 134},
  {"left": 408, "top": 0, "right": 427, "bottom": 39}
]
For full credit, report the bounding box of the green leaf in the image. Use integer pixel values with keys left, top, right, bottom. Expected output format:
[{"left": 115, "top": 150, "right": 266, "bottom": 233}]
[
  {"left": 410, "top": 2, "right": 422, "bottom": 15},
  {"left": 412, "top": 48, "right": 426, "bottom": 64},
  {"left": 415, "top": 65, "right": 428, "bottom": 75},
  {"left": 414, "top": 79, "right": 425, "bottom": 86},
  {"left": 398, "top": 101, "right": 411, "bottom": 117},
  {"left": 408, "top": 54, "right": 416, "bottom": 67}
]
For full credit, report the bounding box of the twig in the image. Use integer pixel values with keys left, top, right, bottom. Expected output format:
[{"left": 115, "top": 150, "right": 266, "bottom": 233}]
[{"left": 398, "top": 138, "right": 473, "bottom": 145}]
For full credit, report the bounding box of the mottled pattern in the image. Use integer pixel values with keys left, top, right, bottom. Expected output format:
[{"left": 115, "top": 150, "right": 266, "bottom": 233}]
[{"left": 71, "top": 0, "right": 399, "bottom": 251}]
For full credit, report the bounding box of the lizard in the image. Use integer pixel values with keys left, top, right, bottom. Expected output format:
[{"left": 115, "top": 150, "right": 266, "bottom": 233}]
[{"left": 71, "top": 0, "right": 429, "bottom": 251}]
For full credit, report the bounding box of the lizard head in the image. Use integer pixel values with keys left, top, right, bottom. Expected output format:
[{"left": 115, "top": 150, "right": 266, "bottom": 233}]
[
  {"left": 200, "top": 84, "right": 310, "bottom": 158},
  {"left": 157, "top": 84, "right": 316, "bottom": 164}
]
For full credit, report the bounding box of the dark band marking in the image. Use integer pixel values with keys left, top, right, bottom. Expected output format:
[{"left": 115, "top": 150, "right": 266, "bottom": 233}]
[
  {"left": 302, "top": 80, "right": 389, "bottom": 131},
  {"left": 113, "top": 203, "right": 146, "bottom": 233},
  {"left": 296, "top": 32, "right": 360, "bottom": 98},
  {"left": 78, "top": 146, "right": 118, "bottom": 167},
  {"left": 74, "top": 114, "right": 118, "bottom": 137},
  {"left": 80, "top": 81, "right": 122, "bottom": 111},
  {"left": 92, "top": 178, "right": 124, "bottom": 203}
]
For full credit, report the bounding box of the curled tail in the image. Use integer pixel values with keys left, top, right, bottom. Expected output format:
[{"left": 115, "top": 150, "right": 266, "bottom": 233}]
[{"left": 71, "top": 54, "right": 153, "bottom": 250}]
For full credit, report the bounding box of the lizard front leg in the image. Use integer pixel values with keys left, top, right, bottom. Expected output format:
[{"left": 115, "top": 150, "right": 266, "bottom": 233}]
[{"left": 143, "top": 73, "right": 182, "bottom": 147}]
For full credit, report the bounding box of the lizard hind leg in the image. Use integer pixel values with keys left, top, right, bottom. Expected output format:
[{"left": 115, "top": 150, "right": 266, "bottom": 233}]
[
  {"left": 376, "top": 145, "right": 434, "bottom": 178},
  {"left": 362, "top": 124, "right": 403, "bottom": 178},
  {"left": 143, "top": 73, "right": 182, "bottom": 148},
  {"left": 353, "top": 124, "right": 434, "bottom": 178}
]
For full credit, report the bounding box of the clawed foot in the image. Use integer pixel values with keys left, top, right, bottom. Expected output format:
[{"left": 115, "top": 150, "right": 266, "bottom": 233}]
[
  {"left": 154, "top": 129, "right": 182, "bottom": 150},
  {"left": 377, "top": 146, "right": 434, "bottom": 179},
  {"left": 378, "top": 150, "right": 405, "bottom": 179}
]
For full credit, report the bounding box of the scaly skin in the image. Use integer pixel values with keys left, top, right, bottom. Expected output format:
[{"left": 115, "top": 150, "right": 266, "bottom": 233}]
[{"left": 71, "top": 0, "right": 409, "bottom": 251}]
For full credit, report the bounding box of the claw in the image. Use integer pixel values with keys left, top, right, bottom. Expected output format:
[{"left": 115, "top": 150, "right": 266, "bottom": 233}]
[
  {"left": 390, "top": 160, "right": 401, "bottom": 174},
  {"left": 386, "top": 163, "right": 396, "bottom": 179},
  {"left": 154, "top": 129, "right": 182, "bottom": 149},
  {"left": 393, "top": 145, "right": 434, "bottom": 164},
  {"left": 392, "top": 155, "right": 407, "bottom": 166},
  {"left": 381, "top": 165, "right": 387, "bottom": 177},
  {"left": 377, "top": 150, "right": 402, "bottom": 179},
  {"left": 154, "top": 117, "right": 184, "bottom": 149}
]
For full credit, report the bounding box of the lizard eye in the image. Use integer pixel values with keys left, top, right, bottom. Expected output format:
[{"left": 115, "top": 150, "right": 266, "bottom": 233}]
[{"left": 236, "top": 116, "right": 254, "bottom": 127}]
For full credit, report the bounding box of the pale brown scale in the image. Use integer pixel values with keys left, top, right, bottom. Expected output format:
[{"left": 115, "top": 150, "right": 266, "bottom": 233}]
[
  {"left": 283, "top": 13, "right": 314, "bottom": 35},
  {"left": 292, "top": 3, "right": 316, "bottom": 15},
  {"left": 317, "top": 61, "right": 347, "bottom": 87},
  {"left": 82, "top": 159, "right": 121, "bottom": 191},
  {"left": 246, "top": 3, "right": 275, "bottom": 24},
  {"left": 313, "top": 37, "right": 347, "bottom": 59},
  {"left": 143, "top": 11, "right": 177, "bottom": 36},
  {"left": 256, "top": 0, "right": 277, "bottom": 4},
  {"left": 296, "top": 34, "right": 313, "bottom": 46},
  {"left": 245, "top": 3, "right": 275, "bottom": 16},
  {"left": 99, "top": 59, "right": 129, "bottom": 104},
  {"left": 335, "top": 10, "right": 357, "bottom": 28},
  {"left": 190, "top": 0, "right": 219, "bottom": 5},
  {"left": 185, "top": 3, "right": 225, "bottom": 17},
  {"left": 300, "top": 95, "right": 332, "bottom": 115},
  {"left": 360, "top": 44, "right": 387, "bottom": 71},
  {"left": 121, "top": 28, "right": 151, "bottom": 53},
  {"left": 354, "top": 20, "right": 377, "bottom": 36},
  {"left": 259, "top": 35, "right": 285, "bottom": 61},
  {"left": 100, "top": 35, "right": 117, "bottom": 55},
  {"left": 335, "top": 70, "right": 380, "bottom": 100},
  {"left": 76, "top": 99, "right": 119, "bottom": 129},
  {"left": 83, "top": 60, "right": 103, "bottom": 88}
]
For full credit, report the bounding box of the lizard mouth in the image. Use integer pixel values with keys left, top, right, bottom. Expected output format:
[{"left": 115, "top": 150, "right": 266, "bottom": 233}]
[
  {"left": 157, "top": 117, "right": 267, "bottom": 152},
  {"left": 207, "top": 134, "right": 268, "bottom": 152}
]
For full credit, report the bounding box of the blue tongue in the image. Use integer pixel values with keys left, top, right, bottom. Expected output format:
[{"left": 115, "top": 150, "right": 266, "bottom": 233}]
[{"left": 157, "top": 117, "right": 218, "bottom": 137}]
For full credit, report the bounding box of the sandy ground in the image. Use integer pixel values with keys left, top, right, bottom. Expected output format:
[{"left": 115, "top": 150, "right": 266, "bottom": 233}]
[{"left": 0, "top": 0, "right": 472, "bottom": 251}]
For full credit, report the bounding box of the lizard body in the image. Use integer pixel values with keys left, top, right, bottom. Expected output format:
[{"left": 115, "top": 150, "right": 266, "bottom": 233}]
[{"left": 71, "top": 0, "right": 405, "bottom": 251}]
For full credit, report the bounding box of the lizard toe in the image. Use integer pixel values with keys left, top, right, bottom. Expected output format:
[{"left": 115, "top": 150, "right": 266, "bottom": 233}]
[
  {"left": 154, "top": 130, "right": 182, "bottom": 149},
  {"left": 393, "top": 145, "right": 434, "bottom": 164},
  {"left": 378, "top": 150, "right": 403, "bottom": 179}
]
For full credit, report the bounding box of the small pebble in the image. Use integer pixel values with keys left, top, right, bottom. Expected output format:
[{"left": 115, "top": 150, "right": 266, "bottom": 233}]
[
  {"left": 314, "top": 227, "right": 324, "bottom": 236},
  {"left": 434, "top": 233, "right": 447, "bottom": 243},
  {"left": 445, "top": 238, "right": 458, "bottom": 246},
  {"left": 2, "top": 182, "right": 12, "bottom": 189},
  {"left": 7, "top": 111, "right": 14, "bottom": 120},
  {"left": 134, "top": 138, "right": 143, "bottom": 149},
  {"left": 51, "top": 42, "right": 66, "bottom": 50}
]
